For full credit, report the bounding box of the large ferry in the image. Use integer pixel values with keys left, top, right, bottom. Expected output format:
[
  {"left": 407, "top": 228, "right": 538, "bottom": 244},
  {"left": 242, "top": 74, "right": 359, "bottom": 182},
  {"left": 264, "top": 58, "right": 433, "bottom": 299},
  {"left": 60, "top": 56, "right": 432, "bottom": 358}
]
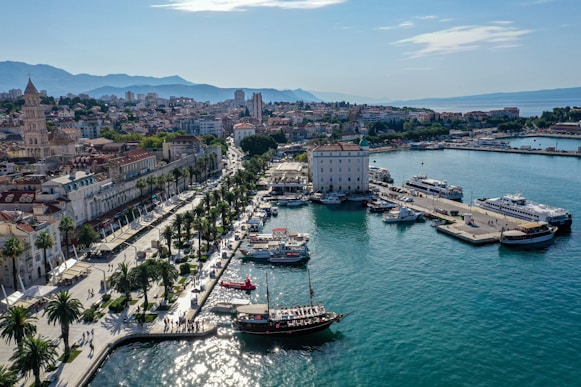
[
  {"left": 474, "top": 193, "right": 572, "bottom": 228},
  {"left": 403, "top": 174, "right": 463, "bottom": 201}
]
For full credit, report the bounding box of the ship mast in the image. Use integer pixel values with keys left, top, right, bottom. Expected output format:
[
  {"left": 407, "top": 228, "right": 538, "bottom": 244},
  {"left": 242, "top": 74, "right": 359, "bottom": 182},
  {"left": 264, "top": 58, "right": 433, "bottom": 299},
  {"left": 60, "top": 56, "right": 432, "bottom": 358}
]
[
  {"left": 266, "top": 272, "right": 270, "bottom": 315},
  {"left": 308, "top": 268, "right": 314, "bottom": 307}
]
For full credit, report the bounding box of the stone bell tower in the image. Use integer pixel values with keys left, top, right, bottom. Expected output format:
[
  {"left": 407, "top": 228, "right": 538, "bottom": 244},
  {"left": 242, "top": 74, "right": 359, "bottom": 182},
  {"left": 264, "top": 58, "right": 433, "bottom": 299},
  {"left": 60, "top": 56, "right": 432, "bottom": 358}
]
[{"left": 22, "top": 78, "right": 51, "bottom": 160}]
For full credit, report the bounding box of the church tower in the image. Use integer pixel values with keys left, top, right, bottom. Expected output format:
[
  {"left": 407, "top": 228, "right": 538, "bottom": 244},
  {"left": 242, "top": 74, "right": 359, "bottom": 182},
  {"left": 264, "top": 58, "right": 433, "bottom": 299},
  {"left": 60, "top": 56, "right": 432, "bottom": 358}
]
[{"left": 23, "top": 78, "right": 50, "bottom": 160}]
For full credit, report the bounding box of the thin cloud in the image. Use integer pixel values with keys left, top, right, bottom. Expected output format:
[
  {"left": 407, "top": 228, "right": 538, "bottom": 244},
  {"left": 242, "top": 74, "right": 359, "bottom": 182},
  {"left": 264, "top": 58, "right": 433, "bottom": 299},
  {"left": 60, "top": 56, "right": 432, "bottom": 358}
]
[
  {"left": 378, "top": 20, "right": 415, "bottom": 30},
  {"left": 394, "top": 24, "right": 532, "bottom": 57},
  {"left": 152, "top": 0, "right": 347, "bottom": 12},
  {"left": 418, "top": 15, "right": 437, "bottom": 20}
]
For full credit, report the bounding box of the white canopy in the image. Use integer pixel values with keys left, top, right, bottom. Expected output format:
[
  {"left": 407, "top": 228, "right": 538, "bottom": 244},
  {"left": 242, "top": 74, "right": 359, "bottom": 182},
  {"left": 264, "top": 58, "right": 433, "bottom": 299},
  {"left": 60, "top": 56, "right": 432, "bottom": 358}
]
[
  {"left": 23, "top": 285, "right": 57, "bottom": 299},
  {"left": 1, "top": 291, "right": 24, "bottom": 306}
]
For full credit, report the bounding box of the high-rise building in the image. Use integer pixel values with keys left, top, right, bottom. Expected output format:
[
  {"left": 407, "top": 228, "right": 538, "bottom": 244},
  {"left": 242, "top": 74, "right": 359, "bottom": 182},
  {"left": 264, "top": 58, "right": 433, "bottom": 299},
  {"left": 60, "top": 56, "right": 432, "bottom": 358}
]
[
  {"left": 252, "top": 92, "right": 263, "bottom": 123},
  {"left": 125, "top": 90, "right": 135, "bottom": 101},
  {"left": 234, "top": 89, "right": 245, "bottom": 108},
  {"left": 22, "top": 78, "right": 50, "bottom": 160}
]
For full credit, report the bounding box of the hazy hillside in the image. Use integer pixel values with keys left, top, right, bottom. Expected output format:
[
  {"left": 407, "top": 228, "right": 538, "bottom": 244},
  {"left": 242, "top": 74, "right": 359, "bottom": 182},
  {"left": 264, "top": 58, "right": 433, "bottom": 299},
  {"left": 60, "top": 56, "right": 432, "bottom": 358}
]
[
  {"left": 0, "top": 61, "right": 194, "bottom": 97},
  {"left": 0, "top": 61, "right": 321, "bottom": 103}
]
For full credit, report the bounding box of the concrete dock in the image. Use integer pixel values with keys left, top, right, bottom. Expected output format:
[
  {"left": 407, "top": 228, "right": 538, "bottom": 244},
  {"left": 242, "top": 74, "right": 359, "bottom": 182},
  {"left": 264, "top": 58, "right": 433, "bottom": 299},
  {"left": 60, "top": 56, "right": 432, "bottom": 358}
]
[{"left": 376, "top": 185, "right": 525, "bottom": 245}]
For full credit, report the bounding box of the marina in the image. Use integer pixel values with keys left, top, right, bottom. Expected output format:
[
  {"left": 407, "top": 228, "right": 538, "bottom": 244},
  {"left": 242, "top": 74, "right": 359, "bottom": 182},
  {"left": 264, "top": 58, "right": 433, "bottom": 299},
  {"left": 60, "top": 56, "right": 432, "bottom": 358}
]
[{"left": 89, "top": 147, "right": 581, "bottom": 386}]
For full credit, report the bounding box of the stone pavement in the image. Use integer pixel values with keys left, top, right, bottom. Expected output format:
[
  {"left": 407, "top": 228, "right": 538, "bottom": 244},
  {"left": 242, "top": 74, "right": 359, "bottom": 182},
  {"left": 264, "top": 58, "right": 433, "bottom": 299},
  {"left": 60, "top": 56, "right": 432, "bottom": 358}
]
[{"left": 0, "top": 189, "right": 237, "bottom": 387}]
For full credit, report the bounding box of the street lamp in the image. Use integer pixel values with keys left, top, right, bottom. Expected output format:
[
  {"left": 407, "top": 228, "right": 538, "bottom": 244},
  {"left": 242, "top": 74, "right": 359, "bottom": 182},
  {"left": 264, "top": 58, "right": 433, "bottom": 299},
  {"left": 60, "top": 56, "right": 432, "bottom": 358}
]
[{"left": 92, "top": 265, "right": 107, "bottom": 294}]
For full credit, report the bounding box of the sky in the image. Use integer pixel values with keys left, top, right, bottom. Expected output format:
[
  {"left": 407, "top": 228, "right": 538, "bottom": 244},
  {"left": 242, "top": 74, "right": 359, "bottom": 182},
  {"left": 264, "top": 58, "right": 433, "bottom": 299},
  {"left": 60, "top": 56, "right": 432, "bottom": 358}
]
[{"left": 3, "top": 0, "right": 580, "bottom": 101}]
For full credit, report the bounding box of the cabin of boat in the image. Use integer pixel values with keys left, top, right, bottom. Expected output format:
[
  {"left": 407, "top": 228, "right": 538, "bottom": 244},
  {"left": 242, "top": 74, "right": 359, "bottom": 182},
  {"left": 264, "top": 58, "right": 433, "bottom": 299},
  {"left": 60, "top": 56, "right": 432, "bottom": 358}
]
[{"left": 500, "top": 222, "right": 557, "bottom": 245}]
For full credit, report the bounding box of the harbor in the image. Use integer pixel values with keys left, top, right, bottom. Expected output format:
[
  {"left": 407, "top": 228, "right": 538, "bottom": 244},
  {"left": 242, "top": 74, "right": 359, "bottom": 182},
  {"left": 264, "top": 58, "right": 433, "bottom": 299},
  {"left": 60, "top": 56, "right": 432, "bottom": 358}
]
[{"left": 375, "top": 186, "right": 523, "bottom": 245}]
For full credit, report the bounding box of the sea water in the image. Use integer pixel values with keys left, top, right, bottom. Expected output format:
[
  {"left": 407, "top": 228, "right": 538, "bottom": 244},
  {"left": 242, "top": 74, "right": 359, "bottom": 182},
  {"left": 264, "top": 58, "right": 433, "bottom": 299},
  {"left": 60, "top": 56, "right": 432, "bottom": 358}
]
[{"left": 90, "top": 148, "right": 581, "bottom": 387}]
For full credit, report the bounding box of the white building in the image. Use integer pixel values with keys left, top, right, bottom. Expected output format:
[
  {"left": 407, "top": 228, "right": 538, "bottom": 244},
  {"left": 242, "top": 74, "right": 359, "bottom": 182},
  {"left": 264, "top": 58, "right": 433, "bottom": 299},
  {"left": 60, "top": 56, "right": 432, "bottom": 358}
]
[
  {"left": 308, "top": 140, "right": 369, "bottom": 193},
  {"left": 0, "top": 212, "right": 62, "bottom": 291},
  {"left": 233, "top": 122, "right": 256, "bottom": 146}
]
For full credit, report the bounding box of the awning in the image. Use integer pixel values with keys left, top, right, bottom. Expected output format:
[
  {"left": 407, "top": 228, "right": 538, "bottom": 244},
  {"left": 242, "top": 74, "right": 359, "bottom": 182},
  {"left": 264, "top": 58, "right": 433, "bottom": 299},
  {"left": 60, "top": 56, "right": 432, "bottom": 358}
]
[
  {"left": 23, "top": 285, "right": 57, "bottom": 299},
  {"left": 1, "top": 291, "right": 24, "bottom": 306}
]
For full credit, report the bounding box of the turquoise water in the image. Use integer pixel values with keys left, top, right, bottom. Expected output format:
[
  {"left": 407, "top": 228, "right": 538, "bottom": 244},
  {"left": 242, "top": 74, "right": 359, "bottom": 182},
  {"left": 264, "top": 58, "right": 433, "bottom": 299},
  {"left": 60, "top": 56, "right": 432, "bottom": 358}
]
[{"left": 90, "top": 149, "right": 581, "bottom": 387}]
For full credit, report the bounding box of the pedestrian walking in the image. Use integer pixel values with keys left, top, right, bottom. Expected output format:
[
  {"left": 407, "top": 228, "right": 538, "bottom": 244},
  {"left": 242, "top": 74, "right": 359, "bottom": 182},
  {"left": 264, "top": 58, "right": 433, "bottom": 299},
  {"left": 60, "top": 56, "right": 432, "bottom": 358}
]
[{"left": 91, "top": 328, "right": 94, "bottom": 336}]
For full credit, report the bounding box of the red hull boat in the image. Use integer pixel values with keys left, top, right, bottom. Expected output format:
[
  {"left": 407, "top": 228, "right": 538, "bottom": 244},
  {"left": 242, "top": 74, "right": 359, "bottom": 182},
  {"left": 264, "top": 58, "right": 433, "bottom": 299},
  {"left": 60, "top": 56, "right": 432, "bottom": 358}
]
[{"left": 220, "top": 276, "right": 257, "bottom": 291}]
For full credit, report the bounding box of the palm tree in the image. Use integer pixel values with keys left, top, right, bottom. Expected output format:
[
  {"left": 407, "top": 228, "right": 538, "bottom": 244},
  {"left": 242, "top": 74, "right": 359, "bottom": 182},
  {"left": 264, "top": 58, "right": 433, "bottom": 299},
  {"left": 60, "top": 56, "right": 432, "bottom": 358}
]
[
  {"left": 211, "top": 190, "right": 221, "bottom": 206},
  {"left": 161, "top": 225, "right": 173, "bottom": 259},
  {"left": 10, "top": 335, "right": 57, "bottom": 387},
  {"left": 192, "top": 218, "right": 203, "bottom": 258},
  {"left": 35, "top": 231, "right": 55, "bottom": 282},
  {"left": 181, "top": 168, "right": 190, "bottom": 191},
  {"left": 135, "top": 178, "right": 146, "bottom": 201},
  {"left": 0, "top": 365, "right": 18, "bottom": 387},
  {"left": 217, "top": 201, "right": 230, "bottom": 231},
  {"left": 146, "top": 175, "right": 157, "bottom": 209},
  {"left": 130, "top": 261, "right": 159, "bottom": 316},
  {"left": 109, "top": 262, "right": 132, "bottom": 305},
  {"left": 156, "top": 260, "right": 179, "bottom": 302},
  {"left": 157, "top": 174, "right": 167, "bottom": 198},
  {"left": 43, "top": 290, "right": 83, "bottom": 357},
  {"left": 0, "top": 306, "right": 37, "bottom": 349},
  {"left": 183, "top": 211, "right": 194, "bottom": 245},
  {"left": 172, "top": 213, "right": 184, "bottom": 253},
  {"left": 165, "top": 172, "right": 173, "bottom": 197},
  {"left": 76, "top": 225, "right": 99, "bottom": 250},
  {"left": 171, "top": 167, "right": 181, "bottom": 195},
  {"left": 58, "top": 216, "right": 74, "bottom": 259},
  {"left": 2, "top": 237, "right": 24, "bottom": 291},
  {"left": 187, "top": 164, "right": 197, "bottom": 187}
]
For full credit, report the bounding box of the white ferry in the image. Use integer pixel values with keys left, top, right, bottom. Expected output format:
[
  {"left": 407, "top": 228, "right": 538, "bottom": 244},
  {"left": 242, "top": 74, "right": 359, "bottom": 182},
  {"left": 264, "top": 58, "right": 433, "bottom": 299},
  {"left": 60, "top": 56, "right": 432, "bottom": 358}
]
[
  {"left": 403, "top": 174, "right": 463, "bottom": 201},
  {"left": 472, "top": 137, "right": 511, "bottom": 149},
  {"left": 474, "top": 193, "right": 572, "bottom": 229}
]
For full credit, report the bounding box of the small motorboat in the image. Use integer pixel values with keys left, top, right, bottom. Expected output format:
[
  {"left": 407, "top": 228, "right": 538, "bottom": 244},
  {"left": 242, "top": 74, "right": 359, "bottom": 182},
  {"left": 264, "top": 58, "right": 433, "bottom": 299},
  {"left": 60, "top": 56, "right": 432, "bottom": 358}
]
[{"left": 220, "top": 276, "right": 257, "bottom": 291}]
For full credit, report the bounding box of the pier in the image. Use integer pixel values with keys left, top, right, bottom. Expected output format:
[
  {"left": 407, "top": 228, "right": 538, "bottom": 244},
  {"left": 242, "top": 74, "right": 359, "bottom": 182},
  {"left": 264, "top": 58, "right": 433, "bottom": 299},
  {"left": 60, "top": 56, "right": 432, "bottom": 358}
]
[{"left": 376, "top": 185, "right": 524, "bottom": 245}]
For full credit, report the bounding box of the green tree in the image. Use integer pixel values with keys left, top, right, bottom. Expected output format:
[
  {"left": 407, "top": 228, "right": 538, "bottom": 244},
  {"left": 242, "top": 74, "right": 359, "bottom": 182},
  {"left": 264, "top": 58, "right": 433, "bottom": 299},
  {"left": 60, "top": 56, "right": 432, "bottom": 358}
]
[
  {"left": 35, "top": 231, "right": 55, "bottom": 282},
  {"left": 156, "top": 260, "right": 179, "bottom": 302},
  {"left": 161, "top": 225, "right": 174, "bottom": 259},
  {"left": 43, "top": 291, "right": 83, "bottom": 357},
  {"left": 172, "top": 167, "right": 182, "bottom": 195},
  {"left": 76, "top": 225, "right": 100, "bottom": 250},
  {"left": 146, "top": 175, "right": 157, "bottom": 208},
  {"left": 58, "top": 217, "right": 75, "bottom": 259},
  {"left": 109, "top": 262, "right": 132, "bottom": 305},
  {"left": 172, "top": 213, "right": 184, "bottom": 252},
  {"left": 10, "top": 335, "right": 57, "bottom": 387},
  {"left": 240, "top": 134, "right": 278, "bottom": 157},
  {"left": 130, "top": 261, "right": 160, "bottom": 316},
  {"left": 0, "top": 365, "right": 18, "bottom": 387},
  {"left": 136, "top": 178, "right": 146, "bottom": 200},
  {"left": 2, "top": 237, "right": 24, "bottom": 291},
  {"left": 0, "top": 306, "right": 37, "bottom": 349}
]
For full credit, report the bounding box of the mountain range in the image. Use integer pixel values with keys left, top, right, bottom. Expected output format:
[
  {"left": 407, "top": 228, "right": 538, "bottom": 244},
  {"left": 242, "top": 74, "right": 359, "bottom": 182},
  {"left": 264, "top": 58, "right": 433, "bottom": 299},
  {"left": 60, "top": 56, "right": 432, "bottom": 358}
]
[{"left": 1, "top": 61, "right": 580, "bottom": 110}]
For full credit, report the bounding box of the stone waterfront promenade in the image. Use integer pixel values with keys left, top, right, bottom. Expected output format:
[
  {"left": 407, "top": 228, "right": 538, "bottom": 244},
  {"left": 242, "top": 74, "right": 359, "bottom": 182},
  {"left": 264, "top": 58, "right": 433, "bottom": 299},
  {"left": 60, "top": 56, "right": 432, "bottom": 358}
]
[{"left": 0, "top": 188, "right": 254, "bottom": 387}]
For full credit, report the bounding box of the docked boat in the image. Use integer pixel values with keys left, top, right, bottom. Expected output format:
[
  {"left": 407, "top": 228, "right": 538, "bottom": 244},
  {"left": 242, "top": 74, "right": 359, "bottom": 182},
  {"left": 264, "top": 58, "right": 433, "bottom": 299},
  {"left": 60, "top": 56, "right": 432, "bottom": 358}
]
[
  {"left": 248, "top": 228, "right": 310, "bottom": 245},
  {"left": 240, "top": 239, "right": 310, "bottom": 261},
  {"left": 234, "top": 272, "right": 344, "bottom": 336},
  {"left": 220, "top": 276, "right": 257, "bottom": 291},
  {"left": 320, "top": 193, "right": 345, "bottom": 205},
  {"left": 474, "top": 194, "right": 572, "bottom": 229},
  {"left": 500, "top": 222, "right": 558, "bottom": 245},
  {"left": 271, "top": 206, "right": 278, "bottom": 216},
  {"left": 268, "top": 251, "right": 309, "bottom": 264},
  {"left": 286, "top": 198, "right": 308, "bottom": 207},
  {"left": 383, "top": 206, "right": 420, "bottom": 223},
  {"left": 403, "top": 174, "right": 463, "bottom": 201},
  {"left": 211, "top": 298, "right": 251, "bottom": 314},
  {"left": 367, "top": 198, "right": 397, "bottom": 213}
]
